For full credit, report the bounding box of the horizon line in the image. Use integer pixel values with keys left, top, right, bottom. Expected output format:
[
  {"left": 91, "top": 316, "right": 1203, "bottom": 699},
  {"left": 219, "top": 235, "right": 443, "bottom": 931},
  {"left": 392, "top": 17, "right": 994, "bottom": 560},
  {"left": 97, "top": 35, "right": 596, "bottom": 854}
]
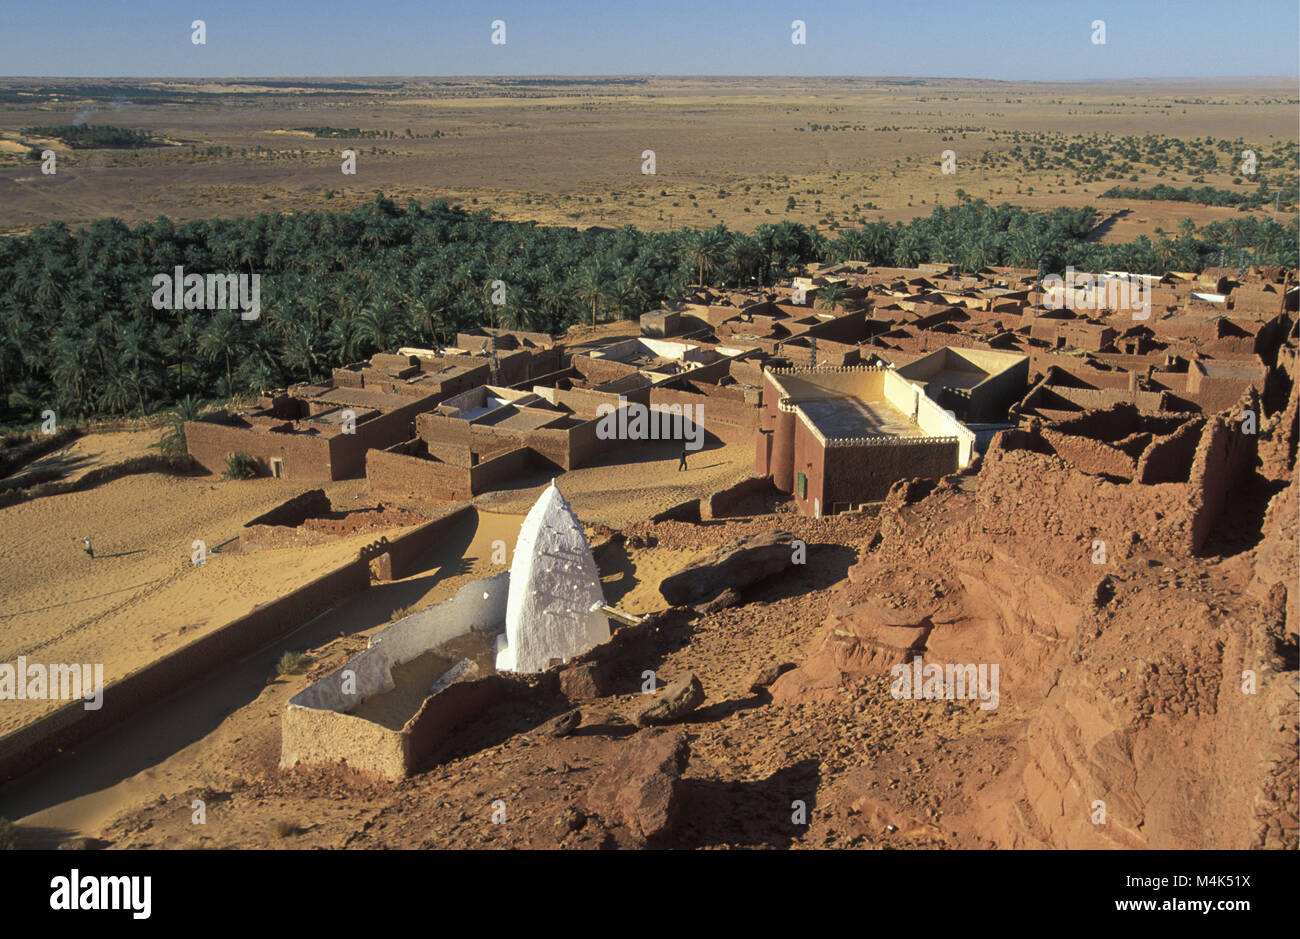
[{"left": 1, "top": 74, "right": 1297, "bottom": 83}]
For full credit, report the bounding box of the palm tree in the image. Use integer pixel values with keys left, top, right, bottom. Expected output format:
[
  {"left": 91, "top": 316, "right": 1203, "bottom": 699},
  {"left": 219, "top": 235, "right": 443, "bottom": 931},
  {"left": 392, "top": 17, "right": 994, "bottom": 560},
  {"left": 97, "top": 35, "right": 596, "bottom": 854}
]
[
  {"left": 99, "top": 369, "right": 135, "bottom": 416},
  {"left": 574, "top": 263, "right": 608, "bottom": 327},
  {"left": 155, "top": 395, "right": 204, "bottom": 458},
  {"left": 198, "top": 311, "right": 242, "bottom": 394},
  {"left": 354, "top": 302, "right": 402, "bottom": 354},
  {"left": 817, "top": 283, "right": 848, "bottom": 310},
  {"left": 283, "top": 324, "right": 322, "bottom": 383},
  {"left": 686, "top": 227, "right": 729, "bottom": 286},
  {"left": 538, "top": 278, "right": 572, "bottom": 331}
]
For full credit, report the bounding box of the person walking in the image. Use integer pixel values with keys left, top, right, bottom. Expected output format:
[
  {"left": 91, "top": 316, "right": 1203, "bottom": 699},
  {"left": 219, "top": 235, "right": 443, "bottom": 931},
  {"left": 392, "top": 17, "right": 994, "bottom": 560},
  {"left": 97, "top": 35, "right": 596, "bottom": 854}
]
[
  {"left": 82, "top": 536, "right": 94, "bottom": 559},
  {"left": 678, "top": 444, "right": 688, "bottom": 472}
]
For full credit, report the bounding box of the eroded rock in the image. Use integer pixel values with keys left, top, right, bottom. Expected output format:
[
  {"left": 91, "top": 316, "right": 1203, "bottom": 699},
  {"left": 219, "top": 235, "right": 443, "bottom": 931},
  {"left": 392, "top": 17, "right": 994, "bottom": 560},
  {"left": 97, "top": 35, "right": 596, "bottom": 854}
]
[
  {"left": 660, "top": 530, "right": 795, "bottom": 606},
  {"left": 636, "top": 672, "right": 705, "bottom": 726},
  {"left": 583, "top": 727, "right": 689, "bottom": 842}
]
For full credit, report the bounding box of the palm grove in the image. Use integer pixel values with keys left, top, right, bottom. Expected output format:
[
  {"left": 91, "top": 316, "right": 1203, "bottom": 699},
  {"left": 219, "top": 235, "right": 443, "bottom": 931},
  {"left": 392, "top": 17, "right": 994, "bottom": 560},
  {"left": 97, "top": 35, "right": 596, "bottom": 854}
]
[{"left": 1, "top": 195, "right": 1294, "bottom": 425}]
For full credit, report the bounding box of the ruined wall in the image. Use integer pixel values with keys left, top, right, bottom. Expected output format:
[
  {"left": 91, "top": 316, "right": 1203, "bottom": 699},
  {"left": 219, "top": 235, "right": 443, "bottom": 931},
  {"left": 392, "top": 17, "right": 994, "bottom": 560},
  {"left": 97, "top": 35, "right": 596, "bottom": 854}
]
[
  {"left": 278, "top": 700, "right": 410, "bottom": 779},
  {"left": 1136, "top": 419, "right": 1205, "bottom": 484},
  {"left": 1039, "top": 429, "right": 1138, "bottom": 479},
  {"left": 402, "top": 676, "right": 516, "bottom": 772},
  {"left": 1051, "top": 386, "right": 1171, "bottom": 414},
  {"left": 1185, "top": 377, "right": 1258, "bottom": 415},
  {"left": 1188, "top": 408, "right": 1258, "bottom": 552}
]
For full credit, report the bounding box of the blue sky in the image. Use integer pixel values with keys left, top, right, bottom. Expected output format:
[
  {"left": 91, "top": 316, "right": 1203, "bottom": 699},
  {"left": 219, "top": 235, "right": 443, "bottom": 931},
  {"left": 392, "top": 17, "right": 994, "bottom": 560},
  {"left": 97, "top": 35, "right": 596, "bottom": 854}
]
[{"left": 1, "top": 0, "right": 1296, "bottom": 79}]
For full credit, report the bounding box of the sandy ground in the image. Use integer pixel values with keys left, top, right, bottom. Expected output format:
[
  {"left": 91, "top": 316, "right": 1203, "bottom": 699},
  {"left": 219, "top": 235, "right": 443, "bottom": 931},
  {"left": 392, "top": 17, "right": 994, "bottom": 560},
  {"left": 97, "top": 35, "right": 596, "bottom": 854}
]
[
  {"left": 0, "top": 505, "right": 526, "bottom": 841},
  {"left": 0, "top": 468, "right": 414, "bottom": 734}
]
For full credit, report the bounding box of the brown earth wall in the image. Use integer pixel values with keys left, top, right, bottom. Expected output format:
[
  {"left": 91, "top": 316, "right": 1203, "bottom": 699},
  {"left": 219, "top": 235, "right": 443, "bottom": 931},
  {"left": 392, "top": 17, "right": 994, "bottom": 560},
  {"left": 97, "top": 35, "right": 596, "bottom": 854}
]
[
  {"left": 367, "top": 448, "right": 472, "bottom": 502},
  {"left": 185, "top": 420, "right": 335, "bottom": 480},
  {"left": 817, "top": 438, "right": 959, "bottom": 512}
]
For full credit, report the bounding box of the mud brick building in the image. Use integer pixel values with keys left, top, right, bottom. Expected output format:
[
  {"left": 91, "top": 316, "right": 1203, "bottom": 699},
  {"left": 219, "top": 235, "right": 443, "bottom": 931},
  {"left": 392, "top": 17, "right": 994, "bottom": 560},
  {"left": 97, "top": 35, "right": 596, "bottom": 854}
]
[
  {"left": 185, "top": 344, "right": 554, "bottom": 481},
  {"left": 755, "top": 364, "right": 978, "bottom": 517}
]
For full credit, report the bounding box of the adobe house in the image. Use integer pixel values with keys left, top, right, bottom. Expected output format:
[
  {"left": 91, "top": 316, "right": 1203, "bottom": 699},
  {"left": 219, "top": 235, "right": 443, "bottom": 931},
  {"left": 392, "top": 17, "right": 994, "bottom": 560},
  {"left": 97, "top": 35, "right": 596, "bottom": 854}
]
[
  {"left": 755, "top": 364, "right": 977, "bottom": 517},
  {"left": 185, "top": 352, "right": 492, "bottom": 481}
]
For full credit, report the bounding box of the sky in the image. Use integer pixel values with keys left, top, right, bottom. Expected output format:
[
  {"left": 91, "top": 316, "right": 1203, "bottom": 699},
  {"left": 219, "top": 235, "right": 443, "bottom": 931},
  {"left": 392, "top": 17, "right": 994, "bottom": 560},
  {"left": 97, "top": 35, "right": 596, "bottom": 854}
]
[{"left": 0, "top": 0, "right": 1297, "bottom": 80}]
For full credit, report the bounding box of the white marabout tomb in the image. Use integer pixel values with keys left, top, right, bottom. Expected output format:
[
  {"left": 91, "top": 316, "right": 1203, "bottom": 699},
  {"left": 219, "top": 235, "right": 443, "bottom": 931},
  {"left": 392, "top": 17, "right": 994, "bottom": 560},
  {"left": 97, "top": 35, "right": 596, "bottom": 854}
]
[{"left": 494, "top": 481, "right": 610, "bottom": 673}]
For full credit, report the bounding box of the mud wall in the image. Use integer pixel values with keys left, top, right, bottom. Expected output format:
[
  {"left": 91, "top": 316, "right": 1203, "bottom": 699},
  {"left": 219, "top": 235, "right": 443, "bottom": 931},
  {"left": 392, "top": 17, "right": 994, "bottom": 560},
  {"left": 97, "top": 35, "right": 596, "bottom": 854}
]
[
  {"left": 820, "top": 437, "right": 958, "bottom": 512},
  {"left": 1039, "top": 429, "right": 1137, "bottom": 479},
  {"left": 1188, "top": 408, "right": 1258, "bottom": 551},
  {"left": 371, "top": 504, "right": 475, "bottom": 581},
  {"left": 401, "top": 675, "right": 517, "bottom": 773},
  {"left": 1136, "top": 419, "right": 1204, "bottom": 484},
  {"left": 470, "top": 446, "right": 536, "bottom": 492},
  {"left": 279, "top": 703, "right": 408, "bottom": 779},
  {"left": 651, "top": 383, "right": 758, "bottom": 435},
  {"left": 367, "top": 447, "right": 472, "bottom": 502},
  {"left": 572, "top": 355, "right": 640, "bottom": 386},
  {"left": 329, "top": 394, "right": 446, "bottom": 479},
  {"left": 185, "top": 420, "right": 335, "bottom": 479}
]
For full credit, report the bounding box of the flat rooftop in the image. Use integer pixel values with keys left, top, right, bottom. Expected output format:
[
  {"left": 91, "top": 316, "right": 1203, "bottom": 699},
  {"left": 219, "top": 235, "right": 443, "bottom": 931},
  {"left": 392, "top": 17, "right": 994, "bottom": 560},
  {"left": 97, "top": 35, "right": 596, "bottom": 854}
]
[{"left": 799, "top": 396, "right": 924, "bottom": 439}]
